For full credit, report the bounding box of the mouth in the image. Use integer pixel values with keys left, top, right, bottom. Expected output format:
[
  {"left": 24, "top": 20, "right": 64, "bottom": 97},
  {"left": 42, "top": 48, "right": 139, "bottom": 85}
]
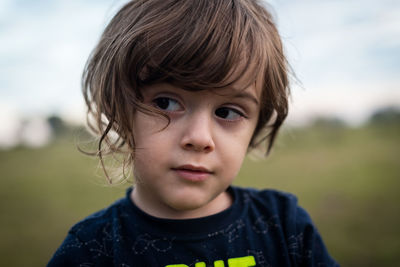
[
  {"left": 171, "top": 164, "right": 213, "bottom": 182},
  {"left": 173, "top": 165, "right": 212, "bottom": 173}
]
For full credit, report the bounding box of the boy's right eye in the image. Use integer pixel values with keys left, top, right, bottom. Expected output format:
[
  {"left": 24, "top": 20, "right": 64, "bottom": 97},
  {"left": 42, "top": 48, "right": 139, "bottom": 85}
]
[{"left": 153, "top": 97, "right": 182, "bottom": 112}]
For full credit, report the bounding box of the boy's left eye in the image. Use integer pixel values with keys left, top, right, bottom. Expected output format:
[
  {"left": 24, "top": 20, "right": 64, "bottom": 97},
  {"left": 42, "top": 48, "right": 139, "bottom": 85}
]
[
  {"left": 215, "top": 107, "right": 244, "bottom": 120},
  {"left": 153, "top": 97, "right": 182, "bottom": 112}
]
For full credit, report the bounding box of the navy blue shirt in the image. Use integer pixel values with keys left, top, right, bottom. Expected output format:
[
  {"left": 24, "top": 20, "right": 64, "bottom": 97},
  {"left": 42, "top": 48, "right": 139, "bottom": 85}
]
[{"left": 48, "top": 186, "right": 339, "bottom": 266}]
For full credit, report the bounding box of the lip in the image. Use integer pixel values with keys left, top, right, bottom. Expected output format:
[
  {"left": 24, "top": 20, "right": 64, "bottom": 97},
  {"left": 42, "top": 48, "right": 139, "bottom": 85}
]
[{"left": 172, "top": 164, "right": 213, "bottom": 182}]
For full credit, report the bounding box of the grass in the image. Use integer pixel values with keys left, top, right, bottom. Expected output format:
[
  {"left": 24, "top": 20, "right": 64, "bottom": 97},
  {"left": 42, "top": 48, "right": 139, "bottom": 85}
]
[{"left": 0, "top": 123, "right": 399, "bottom": 266}]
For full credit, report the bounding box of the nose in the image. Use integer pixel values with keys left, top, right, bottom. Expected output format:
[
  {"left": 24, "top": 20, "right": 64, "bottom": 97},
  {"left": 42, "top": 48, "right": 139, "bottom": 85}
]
[{"left": 180, "top": 111, "right": 215, "bottom": 153}]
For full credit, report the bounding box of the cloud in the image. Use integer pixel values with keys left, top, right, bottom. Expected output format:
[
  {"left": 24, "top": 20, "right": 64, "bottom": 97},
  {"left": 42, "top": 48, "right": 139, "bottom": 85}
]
[
  {"left": 288, "top": 79, "right": 400, "bottom": 126},
  {"left": 0, "top": 0, "right": 129, "bottom": 116},
  {"left": 272, "top": 0, "right": 400, "bottom": 83}
]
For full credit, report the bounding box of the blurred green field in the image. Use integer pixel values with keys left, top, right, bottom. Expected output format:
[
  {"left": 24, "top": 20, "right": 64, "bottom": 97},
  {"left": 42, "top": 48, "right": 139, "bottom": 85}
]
[{"left": 0, "top": 123, "right": 399, "bottom": 266}]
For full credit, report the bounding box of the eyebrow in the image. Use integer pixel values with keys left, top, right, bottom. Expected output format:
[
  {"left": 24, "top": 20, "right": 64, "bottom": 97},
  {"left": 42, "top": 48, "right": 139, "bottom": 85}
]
[{"left": 233, "top": 91, "right": 260, "bottom": 106}]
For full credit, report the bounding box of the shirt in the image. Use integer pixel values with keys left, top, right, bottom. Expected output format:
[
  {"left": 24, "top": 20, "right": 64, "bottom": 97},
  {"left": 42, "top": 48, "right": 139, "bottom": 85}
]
[{"left": 48, "top": 186, "right": 339, "bottom": 266}]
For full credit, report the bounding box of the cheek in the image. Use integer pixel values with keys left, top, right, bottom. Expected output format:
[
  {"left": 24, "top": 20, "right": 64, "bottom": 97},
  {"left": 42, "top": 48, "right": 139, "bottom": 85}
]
[
  {"left": 218, "top": 134, "right": 249, "bottom": 172},
  {"left": 132, "top": 126, "right": 170, "bottom": 178},
  {"left": 133, "top": 112, "right": 169, "bottom": 139},
  {"left": 218, "top": 124, "right": 255, "bottom": 151},
  {"left": 132, "top": 146, "right": 161, "bottom": 186}
]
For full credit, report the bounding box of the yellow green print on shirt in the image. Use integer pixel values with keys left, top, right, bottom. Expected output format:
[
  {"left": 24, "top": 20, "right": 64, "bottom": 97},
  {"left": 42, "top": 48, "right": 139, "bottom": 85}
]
[{"left": 166, "top": 255, "right": 256, "bottom": 267}]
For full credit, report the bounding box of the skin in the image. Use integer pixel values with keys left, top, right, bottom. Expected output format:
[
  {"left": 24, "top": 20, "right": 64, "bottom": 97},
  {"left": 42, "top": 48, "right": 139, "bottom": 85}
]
[{"left": 130, "top": 78, "right": 261, "bottom": 219}]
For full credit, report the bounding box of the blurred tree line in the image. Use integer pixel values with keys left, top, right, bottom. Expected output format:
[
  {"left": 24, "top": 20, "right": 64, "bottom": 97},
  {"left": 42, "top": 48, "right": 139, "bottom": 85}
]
[
  {"left": 46, "top": 115, "right": 91, "bottom": 141},
  {"left": 8, "top": 106, "right": 396, "bottom": 149},
  {"left": 309, "top": 106, "right": 400, "bottom": 128}
]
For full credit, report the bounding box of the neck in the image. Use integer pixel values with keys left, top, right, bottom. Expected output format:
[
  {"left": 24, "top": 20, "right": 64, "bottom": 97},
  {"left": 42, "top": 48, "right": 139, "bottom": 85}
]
[{"left": 130, "top": 186, "right": 233, "bottom": 219}]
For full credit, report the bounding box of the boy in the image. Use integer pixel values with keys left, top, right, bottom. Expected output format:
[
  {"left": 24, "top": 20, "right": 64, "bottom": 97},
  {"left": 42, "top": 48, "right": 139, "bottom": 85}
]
[{"left": 49, "top": 0, "right": 338, "bottom": 266}]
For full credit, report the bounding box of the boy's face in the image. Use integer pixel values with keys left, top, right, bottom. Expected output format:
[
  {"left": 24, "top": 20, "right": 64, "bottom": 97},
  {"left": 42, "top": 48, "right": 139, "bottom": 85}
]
[{"left": 131, "top": 78, "right": 261, "bottom": 219}]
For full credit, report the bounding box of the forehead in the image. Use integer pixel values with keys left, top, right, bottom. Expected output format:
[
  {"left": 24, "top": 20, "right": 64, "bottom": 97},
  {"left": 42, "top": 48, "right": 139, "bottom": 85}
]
[
  {"left": 168, "top": 65, "right": 262, "bottom": 105},
  {"left": 210, "top": 74, "right": 262, "bottom": 104},
  {"left": 141, "top": 50, "right": 265, "bottom": 103},
  {"left": 217, "top": 59, "right": 264, "bottom": 100}
]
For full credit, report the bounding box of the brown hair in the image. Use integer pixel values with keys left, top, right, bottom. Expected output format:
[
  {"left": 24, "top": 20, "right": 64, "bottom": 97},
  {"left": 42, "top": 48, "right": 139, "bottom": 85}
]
[{"left": 82, "top": 0, "right": 290, "bottom": 183}]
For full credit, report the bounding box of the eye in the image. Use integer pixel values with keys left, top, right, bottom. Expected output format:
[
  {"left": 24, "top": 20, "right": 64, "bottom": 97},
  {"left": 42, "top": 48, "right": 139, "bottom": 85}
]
[
  {"left": 153, "top": 97, "right": 182, "bottom": 112},
  {"left": 215, "top": 107, "right": 244, "bottom": 121}
]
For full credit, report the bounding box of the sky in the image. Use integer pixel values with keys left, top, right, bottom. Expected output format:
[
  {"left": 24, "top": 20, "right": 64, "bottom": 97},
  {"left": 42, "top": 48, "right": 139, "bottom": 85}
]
[{"left": 0, "top": 0, "right": 399, "bottom": 131}]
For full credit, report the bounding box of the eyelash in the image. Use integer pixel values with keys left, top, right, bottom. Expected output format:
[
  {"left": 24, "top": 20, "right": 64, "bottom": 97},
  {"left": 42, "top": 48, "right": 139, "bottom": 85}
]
[
  {"left": 151, "top": 96, "right": 246, "bottom": 121},
  {"left": 215, "top": 107, "right": 246, "bottom": 121},
  {"left": 152, "top": 97, "right": 183, "bottom": 112}
]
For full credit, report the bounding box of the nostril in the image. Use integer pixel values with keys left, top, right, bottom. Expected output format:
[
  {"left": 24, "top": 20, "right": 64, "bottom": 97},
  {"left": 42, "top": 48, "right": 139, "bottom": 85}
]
[
  {"left": 183, "top": 142, "right": 213, "bottom": 152},
  {"left": 203, "top": 145, "right": 212, "bottom": 152},
  {"left": 180, "top": 127, "right": 215, "bottom": 152}
]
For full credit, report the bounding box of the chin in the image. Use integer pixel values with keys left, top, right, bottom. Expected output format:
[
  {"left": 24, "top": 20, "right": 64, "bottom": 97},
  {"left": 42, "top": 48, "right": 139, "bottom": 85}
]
[
  {"left": 168, "top": 199, "right": 206, "bottom": 211},
  {"left": 165, "top": 195, "right": 210, "bottom": 213}
]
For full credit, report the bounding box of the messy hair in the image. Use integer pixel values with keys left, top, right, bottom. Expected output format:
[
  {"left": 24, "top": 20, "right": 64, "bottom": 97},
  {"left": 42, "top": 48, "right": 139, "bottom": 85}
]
[{"left": 82, "top": 0, "right": 290, "bottom": 183}]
